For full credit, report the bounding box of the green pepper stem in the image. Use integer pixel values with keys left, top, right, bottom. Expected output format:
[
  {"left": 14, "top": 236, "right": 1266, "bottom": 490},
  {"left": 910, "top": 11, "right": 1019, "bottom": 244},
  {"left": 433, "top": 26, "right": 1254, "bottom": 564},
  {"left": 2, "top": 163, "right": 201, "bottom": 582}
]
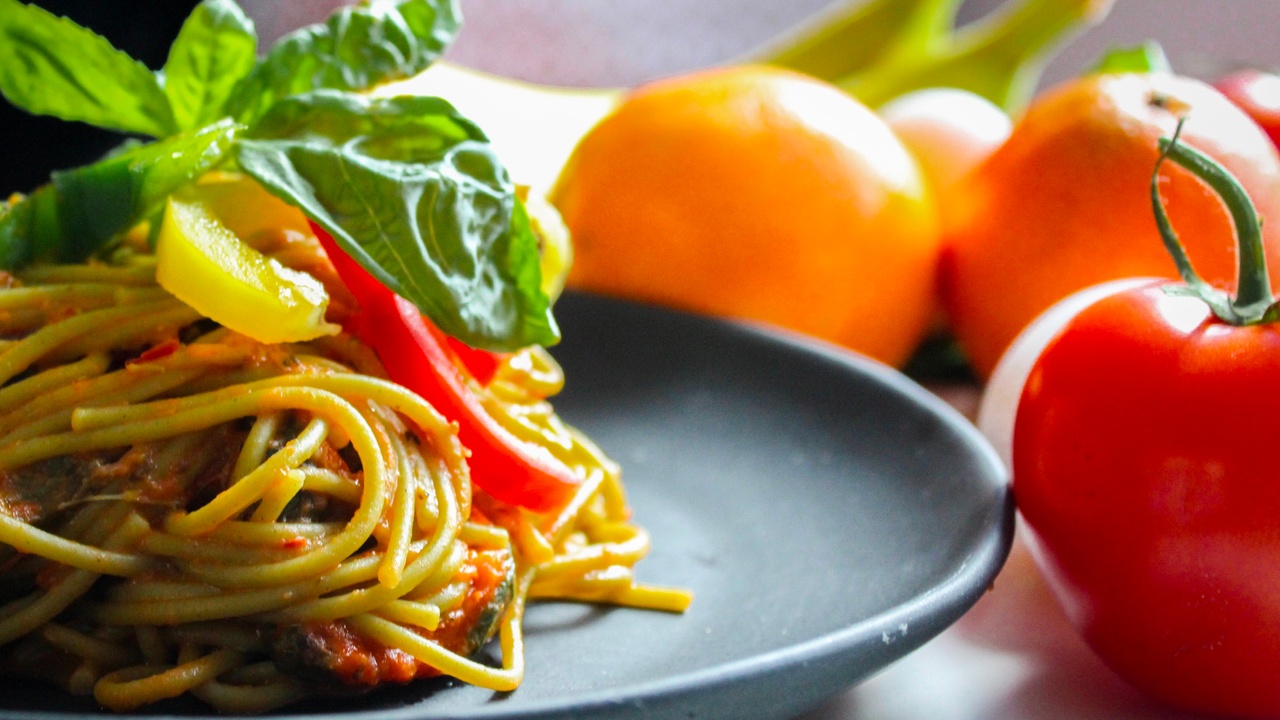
[
  {"left": 1089, "top": 41, "right": 1172, "bottom": 75},
  {"left": 839, "top": 0, "right": 1116, "bottom": 111},
  {"left": 1153, "top": 119, "right": 1276, "bottom": 325},
  {"left": 748, "top": 0, "right": 962, "bottom": 80}
]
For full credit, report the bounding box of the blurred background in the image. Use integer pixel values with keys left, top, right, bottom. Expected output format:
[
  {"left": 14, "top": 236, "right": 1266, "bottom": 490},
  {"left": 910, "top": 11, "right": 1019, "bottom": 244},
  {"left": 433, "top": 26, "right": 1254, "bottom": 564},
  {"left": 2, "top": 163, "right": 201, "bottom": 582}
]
[
  {"left": 441, "top": 0, "right": 1280, "bottom": 87},
  {"left": 3, "top": 0, "right": 1279, "bottom": 192}
]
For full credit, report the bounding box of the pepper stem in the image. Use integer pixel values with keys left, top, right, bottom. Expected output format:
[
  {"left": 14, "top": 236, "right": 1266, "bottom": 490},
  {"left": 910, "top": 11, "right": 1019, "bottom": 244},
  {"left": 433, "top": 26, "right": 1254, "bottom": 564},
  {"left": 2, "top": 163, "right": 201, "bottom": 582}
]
[
  {"left": 748, "top": 0, "right": 963, "bottom": 80},
  {"left": 1152, "top": 118, "right": 1276, "bottom": 325},
  {"left": 839, "top": 0, "right": 1116, "bottom": 111}
]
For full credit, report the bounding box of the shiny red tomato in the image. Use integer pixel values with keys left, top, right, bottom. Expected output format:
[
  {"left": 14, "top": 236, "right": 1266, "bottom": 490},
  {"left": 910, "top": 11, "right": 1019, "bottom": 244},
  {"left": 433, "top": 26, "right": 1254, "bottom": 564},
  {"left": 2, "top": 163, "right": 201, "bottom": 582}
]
[
  {"left": 978, "top": 128, "right": 1280, "bottom": 718},
  {"left": 1009, "top": 282, "right": 1280, "bottom": 718}
]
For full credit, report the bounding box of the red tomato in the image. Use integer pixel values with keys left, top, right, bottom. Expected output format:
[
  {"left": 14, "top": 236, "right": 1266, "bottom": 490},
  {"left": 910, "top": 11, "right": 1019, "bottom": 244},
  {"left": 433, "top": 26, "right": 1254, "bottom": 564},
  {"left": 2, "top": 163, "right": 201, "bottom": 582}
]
[
  {"left": 987, "top": 280, "right": 1280, "bottom": 718},
  {"left": 1215, "top": 70, "right": 1280, "bottom": 150},
  {"left": 977, "top": 129, "right": 1280, "bottom": 718}
]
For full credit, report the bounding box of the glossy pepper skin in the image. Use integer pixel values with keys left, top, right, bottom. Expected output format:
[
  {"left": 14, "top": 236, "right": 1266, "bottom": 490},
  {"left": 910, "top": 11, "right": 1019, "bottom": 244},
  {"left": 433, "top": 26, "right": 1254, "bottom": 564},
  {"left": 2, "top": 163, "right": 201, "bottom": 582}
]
[
  {"left": 1014, "top": 282, "right": 1280, "bottom": 719},
  {"left": 313, "top": 223, "right": 580, "bottom": 513}
]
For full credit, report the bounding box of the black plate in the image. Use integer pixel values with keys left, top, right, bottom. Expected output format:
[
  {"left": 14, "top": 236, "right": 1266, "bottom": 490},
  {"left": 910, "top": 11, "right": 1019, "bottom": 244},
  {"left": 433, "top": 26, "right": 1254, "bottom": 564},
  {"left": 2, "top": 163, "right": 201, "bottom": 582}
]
[{"left": 1, "top": 292, "right": 1013, "bottom": 720}]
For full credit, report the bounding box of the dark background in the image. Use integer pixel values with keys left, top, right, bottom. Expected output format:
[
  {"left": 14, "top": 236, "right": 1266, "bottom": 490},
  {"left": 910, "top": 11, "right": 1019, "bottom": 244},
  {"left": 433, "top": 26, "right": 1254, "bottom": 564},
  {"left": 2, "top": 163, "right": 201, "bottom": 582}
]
[
  {"left": 0, "top": 0, "right": 199, "bottom": 193},
  {"left": 0, "top": 1, "right": 200, "bottom": 195}
]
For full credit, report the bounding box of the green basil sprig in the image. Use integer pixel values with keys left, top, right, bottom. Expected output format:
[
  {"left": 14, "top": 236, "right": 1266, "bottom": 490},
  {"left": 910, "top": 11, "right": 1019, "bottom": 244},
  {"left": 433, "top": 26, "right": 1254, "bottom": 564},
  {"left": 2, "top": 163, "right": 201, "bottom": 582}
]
[
  {"left": 163, "top": 0, "right": 259, "bottom": 131},
  {"left": 224, "top": 0, "right": 461, "bottom": 126},
  {"left": 0, "top": 0, "right": 176, "bottom": 137},
  {"left": 237, "top": 91, "right": 556, "bottom": 351},
  {"left": 0, "top": 0, "right": 557, "bottom": 351}
]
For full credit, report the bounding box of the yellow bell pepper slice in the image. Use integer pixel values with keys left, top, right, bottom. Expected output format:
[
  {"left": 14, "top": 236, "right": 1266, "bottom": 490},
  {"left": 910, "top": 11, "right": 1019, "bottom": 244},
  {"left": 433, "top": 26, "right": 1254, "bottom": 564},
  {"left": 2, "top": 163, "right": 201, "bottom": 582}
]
[
  {"left": 518, "top": 185, "right": 573, "bottom": 302},
  {"left": 190, "top": 171, "right": 312, "bottom": 244},
  {"left": 156, "top": 194, "right": 338, "bottom": 343}
]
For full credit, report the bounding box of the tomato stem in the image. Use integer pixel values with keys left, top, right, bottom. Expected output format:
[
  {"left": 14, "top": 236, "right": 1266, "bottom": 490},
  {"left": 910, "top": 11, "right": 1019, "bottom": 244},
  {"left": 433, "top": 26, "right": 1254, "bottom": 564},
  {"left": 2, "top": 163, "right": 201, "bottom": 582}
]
[{"left": 1152, "top": 119, "right": 1276, "bottom": 325}]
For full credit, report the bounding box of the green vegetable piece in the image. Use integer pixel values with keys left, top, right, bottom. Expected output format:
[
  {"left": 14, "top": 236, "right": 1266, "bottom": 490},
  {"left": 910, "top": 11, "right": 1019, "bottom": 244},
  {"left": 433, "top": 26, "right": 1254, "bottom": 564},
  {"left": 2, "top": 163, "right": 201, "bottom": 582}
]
[
  {"left": 235, "top": 91, "right": 557, "bottom": 352},
  {"left": 841, "top": 0, "right": 1116, "bottom": 112},
  {"left": 1090, "top": 41, "right": 1171, "bottom": 75},
  {"left": 224, "top": 0, "right": 462, "bottom": 126},
  {"left": 0, "top": 191, "right": 39, "bottom": 270},
  {"left": 0, "top": 119, "right": 240, "bottom": 268},
  {"left": 163, "top": 0, "right": 259, "bottom": 131},
  {"left": 0, "top": 0, "right": 176, "bottom": 137},
  {"left": 754, "top": 0, "right": 963, "bottom": 81}
]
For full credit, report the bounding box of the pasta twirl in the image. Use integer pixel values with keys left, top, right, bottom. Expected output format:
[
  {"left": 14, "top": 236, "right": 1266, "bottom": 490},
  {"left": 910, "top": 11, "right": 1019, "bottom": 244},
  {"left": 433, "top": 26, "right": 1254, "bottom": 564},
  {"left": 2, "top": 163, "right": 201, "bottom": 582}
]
[{"left": 0, "top": 251, "right": 691, "bottom": 712}]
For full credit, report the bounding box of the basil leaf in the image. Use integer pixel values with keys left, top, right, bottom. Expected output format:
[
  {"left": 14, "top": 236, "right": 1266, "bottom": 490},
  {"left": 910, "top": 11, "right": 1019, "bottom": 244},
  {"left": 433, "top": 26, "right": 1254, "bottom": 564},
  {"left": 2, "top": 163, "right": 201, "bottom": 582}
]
[
  {"left": 0, "top": 0, "right": 176, "bottom": 137},
  {"left": 163, "top": 0, "right": 258, "bottom": 131},
  {"left": 0, "top": 119, "right": 239, "bottom": 268},
  {"left": 235, "top": 91, "right": 557, "bottom": 352},
  {"left": 225, "top": 0, "right": 461, "bottom": 126}
]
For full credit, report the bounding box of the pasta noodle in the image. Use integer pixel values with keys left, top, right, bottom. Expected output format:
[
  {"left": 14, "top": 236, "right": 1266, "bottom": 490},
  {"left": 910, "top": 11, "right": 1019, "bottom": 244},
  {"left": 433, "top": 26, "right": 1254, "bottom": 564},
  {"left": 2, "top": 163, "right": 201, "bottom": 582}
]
[{"left": 0, "top": 247, "right": 692, "bottom": 712}]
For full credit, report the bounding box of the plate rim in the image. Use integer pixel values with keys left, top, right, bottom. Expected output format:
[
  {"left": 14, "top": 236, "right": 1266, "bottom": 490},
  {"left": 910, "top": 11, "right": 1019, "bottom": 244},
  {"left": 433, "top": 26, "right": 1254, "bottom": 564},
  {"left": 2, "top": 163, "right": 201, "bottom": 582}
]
[{"left": 1, "top": 296, "right": 1015, "bottom": 720}]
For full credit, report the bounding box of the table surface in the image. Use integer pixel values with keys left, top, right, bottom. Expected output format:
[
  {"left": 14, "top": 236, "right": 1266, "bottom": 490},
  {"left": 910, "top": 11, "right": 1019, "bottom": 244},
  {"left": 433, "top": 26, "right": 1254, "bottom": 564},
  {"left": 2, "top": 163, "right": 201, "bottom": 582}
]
[
  {"left": 800, "top": 535, "right": 1205, "bottom": 720},
  {"left": 793, "top": 383, "right": 1206, "bottom": 720}
]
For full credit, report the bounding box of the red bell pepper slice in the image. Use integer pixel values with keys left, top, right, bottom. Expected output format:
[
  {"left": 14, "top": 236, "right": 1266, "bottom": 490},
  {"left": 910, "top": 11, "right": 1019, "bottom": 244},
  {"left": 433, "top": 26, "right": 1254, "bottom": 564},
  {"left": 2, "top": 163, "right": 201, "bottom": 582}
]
[
  {"left": 443, "top": 336, "right": 507, "bottom": 387},
  {"left": 311, "top": 223, "right": 580, "bottom": 513}
]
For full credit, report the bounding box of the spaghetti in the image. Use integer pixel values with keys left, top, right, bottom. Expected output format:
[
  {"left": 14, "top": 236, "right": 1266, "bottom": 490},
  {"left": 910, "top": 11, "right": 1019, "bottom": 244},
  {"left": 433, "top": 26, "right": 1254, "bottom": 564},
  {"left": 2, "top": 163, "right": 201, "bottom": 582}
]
[{"left": 0, "top": 247, "right": 691, "bottom": 712}]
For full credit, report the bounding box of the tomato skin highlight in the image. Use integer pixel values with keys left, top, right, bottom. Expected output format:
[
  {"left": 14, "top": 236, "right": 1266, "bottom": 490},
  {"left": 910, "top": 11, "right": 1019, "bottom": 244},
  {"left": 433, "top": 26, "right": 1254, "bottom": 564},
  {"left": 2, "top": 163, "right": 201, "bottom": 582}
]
[
  {"left": 1215, "top": 70, "right": 1280, "bottom": 151},
  {"left": 1013, "top": 282, "right": 1280, "bottom": 719}
]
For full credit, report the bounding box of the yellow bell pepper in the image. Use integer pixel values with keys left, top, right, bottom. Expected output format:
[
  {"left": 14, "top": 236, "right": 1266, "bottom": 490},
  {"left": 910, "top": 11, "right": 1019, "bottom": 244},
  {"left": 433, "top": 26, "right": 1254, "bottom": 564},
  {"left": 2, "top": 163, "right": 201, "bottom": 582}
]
[{"left": 155, "top": 192, "right": 338, "bottom": 343}]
